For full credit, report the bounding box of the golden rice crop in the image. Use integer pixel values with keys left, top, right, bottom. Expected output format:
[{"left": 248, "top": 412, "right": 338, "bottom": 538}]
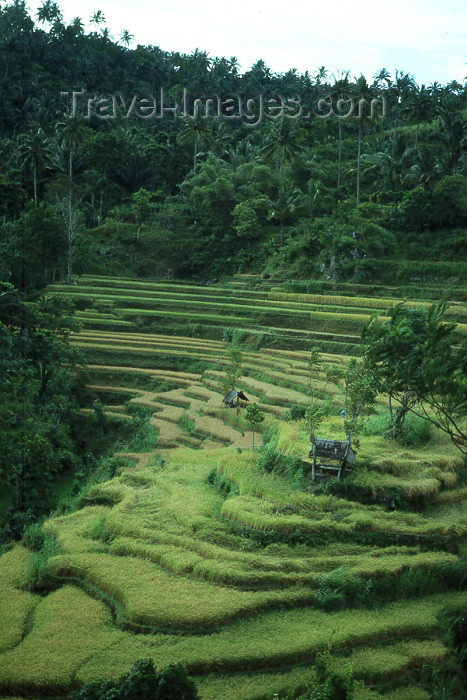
[
  {"left": 154, "top": 389, "right": 193, "bottom": 407},
  {"left": 86, "top": 364, "right": 201, "bottom": 381},
  {"left": 187, "top": 412, "right": 242, "bottom": 444},
  {"left": 152, "top": 402, "right": 186, "bottom": 423}
]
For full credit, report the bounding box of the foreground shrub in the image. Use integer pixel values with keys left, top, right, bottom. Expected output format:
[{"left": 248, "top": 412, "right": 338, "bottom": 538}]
[
  {"left": 21, "top": 533, "right": 62, "bottom": 591},
  {"left": 68, "top": 658, "right": 199, "bottom": 700},
  {"left": 362, "top": 412, "right": 432, "bottom": 447},
  {"left": 302, "top": 649, "right": 356, "bottom": 699}
]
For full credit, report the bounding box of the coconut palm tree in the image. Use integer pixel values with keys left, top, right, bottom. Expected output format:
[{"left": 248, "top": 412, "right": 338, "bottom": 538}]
[
  {"left": 351, "top": 76, "right": 375, "bottom": 206},
  {"left": 90, "top": 10, "right": 106, "bottom": 27},
  {"left": 56, "top": 118, "right": 87, "bottom": 188},
  {"left": 260, "top": 118, "right": 305, "bottom": 176},
  {"left": 267, "top": 182, "right": 303, "bottom": 244},
  {"left": 176, "top": 115, "right": 217, "bottom": 171},
  {"left": 36, "top": 0, "right": 62, "bottom": 25},
  {"left": 19, "top": 127, "right": 53, "bottom": 204},
  {"left": 389, "top": 70, "right": 416, "bottom": 147},
  {"left": 332, "top": 70, "right": 350, "bottom": 189},
  {"left": 432, "top": 108, "right": 467, "bottom": 172},
  {"left": 119, "top": 29, "right": 134, "bottom": 46},
  {"left": 401, "top": 85, "right": 435, "bottom": 145}
]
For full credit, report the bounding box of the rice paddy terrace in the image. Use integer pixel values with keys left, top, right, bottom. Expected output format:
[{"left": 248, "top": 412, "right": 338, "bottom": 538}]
[{"left": 1, "top": 274, "right": 466, "bottom": 699}]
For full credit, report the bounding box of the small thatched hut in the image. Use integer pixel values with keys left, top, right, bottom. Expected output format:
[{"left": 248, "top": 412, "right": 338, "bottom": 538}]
[{"left": 222, "top": 389, "right": 249, "bottom": 408}]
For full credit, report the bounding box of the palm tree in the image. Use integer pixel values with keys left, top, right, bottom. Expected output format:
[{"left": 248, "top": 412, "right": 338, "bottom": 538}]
[
  {"left": 372, "top": 68, "right": 392, "bottom": 89},
  {"left": 36, "top": 0, "right": 62, "bottom": 25},
  {"left": 401, "top": 85, "right": 435, "bottom": 145},
  {"left": 352, "top": 76, "right": 374, "bottom": 206},
  {"left": 315, "top": 66, "right": 330, "bottom": 86},
  {"left": 432, "top": 108, "right": 467, "bottom": 172},
  {"left": 402, "top": 145, "right": 446, "bottom": 189},
  {"left": 389, "top": 70, "right": 416, "bottom": 147},
  {"left": 19, "top": 127, "right": 53, "bottom": 204},
  {"left": 332, "top": 70, "right": 350, "bottom": 189},
  {"left": 176, "top": 115, "right": 217, "bottom": 171},
  {"left": 90, "top": 10, "right": 106, "bottom": 27},
  {"left": 119, "top": 29, "right": 134, "bottom": 46},
  {"left": 267, "top": 182, "right": 303, "bottom": 244},
  {"left": 260, "top": 118, "right": 305, "bottom": 175},
  {"left": 70, "top": 17, "right": 84, "bottom": 35},
  {"left": 56, "top": 118, "right": 87, "bottom": 188}
]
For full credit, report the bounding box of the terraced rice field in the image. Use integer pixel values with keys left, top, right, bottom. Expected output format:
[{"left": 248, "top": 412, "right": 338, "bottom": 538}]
[{"left": 1, "top": 274, "right": 466, "bottom": 699}]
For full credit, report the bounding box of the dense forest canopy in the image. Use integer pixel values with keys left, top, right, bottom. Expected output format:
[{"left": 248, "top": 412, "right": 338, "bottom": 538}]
[{"left": 0, "top": 0, "right": 466, "bottom": 291}]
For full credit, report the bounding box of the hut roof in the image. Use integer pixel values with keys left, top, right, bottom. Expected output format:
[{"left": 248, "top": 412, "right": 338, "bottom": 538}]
[
  {"left": 312, "top": 438, "right": 354, "bottom": 458},
  {"left": 223, "top": 389, "right": 249, "bottom": 403}
]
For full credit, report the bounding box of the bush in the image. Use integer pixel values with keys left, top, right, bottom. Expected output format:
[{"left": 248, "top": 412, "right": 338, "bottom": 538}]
[
  {"left": 283, "top": 403, "right": 307, "bottom": 421},
  {"left": 22, "top": 523, "right": 46, "bottom": 551},
  {"left": 68, "top": 658, "right": 199, "bottom": 700},
  {"left": 303, "top": 649, "right": 356, "bottom": 700},
  {"left": 396, "top": 412, "right": 432, "bottom": 447},
  {"left": 362, "top": 411, "right": 432, "bottom": 447},
  {"left": 206, "top": 468, "right": 239, "bottom": 497},
  {"left": 21, "top": 533, "right": 63, "bottom": 591}
]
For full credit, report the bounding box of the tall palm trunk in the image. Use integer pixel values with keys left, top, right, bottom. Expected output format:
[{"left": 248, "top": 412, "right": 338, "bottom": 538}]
[
  {"left": 193, "top": 135, "right": 198, "bottom": 172},
  {"left": 356, "top": 122, "right": 362, "bottom": 206},
  {"left": 337, "top": 117, "right": 342, "bottom": 188},
  {"left": 33, "top": 161, "right": 37, "bottom": 205}
]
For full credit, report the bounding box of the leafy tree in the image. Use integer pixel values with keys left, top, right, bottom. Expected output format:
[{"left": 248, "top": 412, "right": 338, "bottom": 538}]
[
  {"left": 245, "top": 403, "right": 264, "bottom": 449},
  {"left": 132, "top": 188, "right": 152, "bottom": 238},
  {"left": 305, "top": 347, "right": 342, "bottom": 442},
  {"left": 342, "top": 359, "right": 377, "bottom": 440},
  {"left": 0, "top": 287, "right": 83, "bottom": 516},
  {"left": 363, "top": 301, "right": 467, "bottom": 453},
  {"left": 221, "top": 345, "right": 243, "bottom": 394},
  {"left": 55, "top": 191, "right": 84, "bottom": 284}
]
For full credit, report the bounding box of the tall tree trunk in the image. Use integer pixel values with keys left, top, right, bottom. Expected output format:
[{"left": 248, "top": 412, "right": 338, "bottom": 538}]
[
  {"left": 356, "top": 123, "right": 362, "bottom": 206},
  {"left": 33, "top": 161, "right": 37, "bottom": 204},
  {"left": 337, "top": 117, "right": 342, "bottom": 189}
]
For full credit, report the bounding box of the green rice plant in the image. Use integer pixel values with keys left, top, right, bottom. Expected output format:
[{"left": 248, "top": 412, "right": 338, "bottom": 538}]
[
  {"left": 44, "top": 507, "right": 116, "bottom": 554},
  {"left": 74, "top": 592, "right": 467, "bottom": 680},
  {"left": 0, "top": 585, "right": 121, "bottom": 695},
  {"left": 0, "top": 547, "right": 39, "bottom": 654},
  {"left": 46, "top": 552, "right": 314, "bottom": 630},
  {"left": 0, "top": 585, "right": 39, "bottom": 654}
]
